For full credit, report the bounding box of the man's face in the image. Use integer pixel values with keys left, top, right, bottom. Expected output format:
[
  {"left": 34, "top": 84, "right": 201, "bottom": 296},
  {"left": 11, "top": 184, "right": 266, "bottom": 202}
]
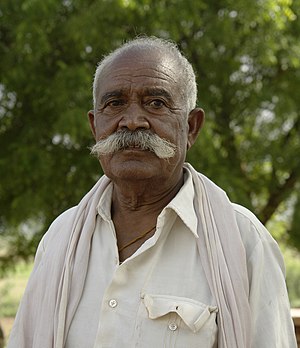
[{"left": 89, "top": 48, "right": 196, "bottom": 185}]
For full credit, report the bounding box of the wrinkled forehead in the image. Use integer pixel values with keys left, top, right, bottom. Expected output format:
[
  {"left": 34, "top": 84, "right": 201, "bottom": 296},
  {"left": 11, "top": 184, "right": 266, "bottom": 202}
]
[
  {"left": 103, "top": 46, "right": 179, "bottom": 76},
  {"left": 95, "top": 48, "right": 185, "bottom": 103}
]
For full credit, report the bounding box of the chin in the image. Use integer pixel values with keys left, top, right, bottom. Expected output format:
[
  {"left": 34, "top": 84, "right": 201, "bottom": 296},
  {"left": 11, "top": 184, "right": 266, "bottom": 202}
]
[
  {"left": 106, "top": 162, "right": 161, "bottom": 181},
  {"left": 100, "top": 151, "right": 183, "bottom": 183},
  {"left": 102, "top": 157, "right": 160, "bottom": 181}
]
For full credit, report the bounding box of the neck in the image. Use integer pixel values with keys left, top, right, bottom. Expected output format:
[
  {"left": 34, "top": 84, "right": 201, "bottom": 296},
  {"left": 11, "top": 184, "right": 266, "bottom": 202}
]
[
  {"left": 110, "top": 171, "right": 184, "bottom": 262},
  {"left": 111, "top": 172, "right": 184, "bottom": 214}
]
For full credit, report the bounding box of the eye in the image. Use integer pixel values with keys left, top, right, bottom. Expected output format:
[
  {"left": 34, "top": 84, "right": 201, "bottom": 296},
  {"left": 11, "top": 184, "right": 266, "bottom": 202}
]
[
  {"left": 105, "top": 99, "right": 126, "bottom": 108},
  {"left": 147, "top": 99, "right": 166, "bottom": 109}
]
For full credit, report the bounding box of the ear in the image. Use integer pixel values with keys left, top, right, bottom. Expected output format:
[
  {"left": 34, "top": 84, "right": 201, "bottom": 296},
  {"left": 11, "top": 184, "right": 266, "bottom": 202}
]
[
  {"left": 187, "top": 108, "right": 205, "bottom": 150},
  {"left": 88, "top": 110, "right": 97, "bottom": 139}
]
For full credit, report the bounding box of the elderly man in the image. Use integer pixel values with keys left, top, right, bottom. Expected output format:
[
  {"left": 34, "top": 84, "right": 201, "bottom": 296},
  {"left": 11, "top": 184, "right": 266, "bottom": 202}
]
[{"left": 8, "top": 37, "right": 296, "bottom": 348}]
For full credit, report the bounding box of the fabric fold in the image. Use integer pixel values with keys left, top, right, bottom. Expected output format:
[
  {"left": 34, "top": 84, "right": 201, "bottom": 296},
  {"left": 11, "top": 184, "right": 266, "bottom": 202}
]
[
  {"left": 8, "top": 165, "right": 251, "bottom": 348},
  {"left": 143, "top": 293, "right": 217, "bottom": 333},
  {"left": 185, "top": 163, "right": 251, "bottom": 347}
]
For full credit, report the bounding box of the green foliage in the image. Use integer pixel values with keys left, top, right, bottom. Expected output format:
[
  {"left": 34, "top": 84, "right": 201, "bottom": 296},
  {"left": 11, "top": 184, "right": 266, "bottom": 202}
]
[
  {"left": 284, "top": 247, "right": 300, "bottom": 307},
  {"left": 0, "top": 0, "right": 300, "bottom": 267},
  {"left": 0, "top": 262, "right": 32, "bottom": 317},
  {"left": 289, "top": 192, "right": 300, "bottom": 250}
]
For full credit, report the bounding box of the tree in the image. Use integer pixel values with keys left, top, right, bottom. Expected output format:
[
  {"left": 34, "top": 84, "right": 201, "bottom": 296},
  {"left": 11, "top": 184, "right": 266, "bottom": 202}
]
[{"left": 1, "top": 0, "right": 300, "bottom": 269}]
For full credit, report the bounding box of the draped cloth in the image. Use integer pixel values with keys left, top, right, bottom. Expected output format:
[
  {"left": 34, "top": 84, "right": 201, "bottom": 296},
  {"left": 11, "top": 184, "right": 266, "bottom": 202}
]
[{"left": 8, "top": 164, "right": 251, "bottom": 348}]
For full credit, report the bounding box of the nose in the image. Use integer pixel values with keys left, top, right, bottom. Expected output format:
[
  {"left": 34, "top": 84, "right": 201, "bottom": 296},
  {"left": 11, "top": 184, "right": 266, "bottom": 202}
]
[{"left": 118, "top": 102, "right": 150, "bottom": 131}]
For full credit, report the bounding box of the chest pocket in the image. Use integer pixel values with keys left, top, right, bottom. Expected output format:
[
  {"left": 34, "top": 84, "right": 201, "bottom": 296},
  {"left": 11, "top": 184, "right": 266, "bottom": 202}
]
[{"left": 133, "top": 293, "right": 218, "bottom": 348}]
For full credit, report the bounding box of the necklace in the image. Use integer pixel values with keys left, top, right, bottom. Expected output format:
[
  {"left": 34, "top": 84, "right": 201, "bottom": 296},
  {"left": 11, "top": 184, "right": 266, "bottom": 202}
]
[{"left": 118, "top": 225, "right": 156, "bottom": 252}]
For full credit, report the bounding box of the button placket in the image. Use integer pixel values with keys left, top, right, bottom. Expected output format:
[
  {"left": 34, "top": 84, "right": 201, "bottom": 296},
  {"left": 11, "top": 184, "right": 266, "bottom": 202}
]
[
  {"left": 167, "top": 312, "right": 180, "bottom": 335},
  {"left": 167, "top": 313, "right": 180, "bottom": 346}
]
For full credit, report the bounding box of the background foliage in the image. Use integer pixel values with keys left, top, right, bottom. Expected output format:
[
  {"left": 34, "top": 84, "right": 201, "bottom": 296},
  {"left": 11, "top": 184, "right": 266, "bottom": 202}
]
[{"left": 1, "top": 0, "right": 300, "bottom": 269}]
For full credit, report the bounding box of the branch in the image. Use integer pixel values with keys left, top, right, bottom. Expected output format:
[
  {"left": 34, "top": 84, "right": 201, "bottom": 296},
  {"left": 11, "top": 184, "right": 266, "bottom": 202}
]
[
  {"left": 259, "top": 168, "right": 300, "bottom": 224},
  {"left": 282, "top": 114, "right": 300, "bottom": 147}
]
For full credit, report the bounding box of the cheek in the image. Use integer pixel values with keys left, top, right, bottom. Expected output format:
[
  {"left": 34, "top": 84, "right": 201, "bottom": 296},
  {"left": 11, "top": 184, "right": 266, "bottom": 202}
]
[
  {"left": 166, "top": 119, "right": 189, "bottom": 147},
  {"left": 94, "top": 116, "right": 120, "bottom": 140},
  {"left": 173, "top": 125, "right": 189, "bottom": 158},
  {"left": 98, "top": 154, "right": 113, "bottom": 174},
  {"left": 154, "top": 116, "right": 184, "bottom": 138}
]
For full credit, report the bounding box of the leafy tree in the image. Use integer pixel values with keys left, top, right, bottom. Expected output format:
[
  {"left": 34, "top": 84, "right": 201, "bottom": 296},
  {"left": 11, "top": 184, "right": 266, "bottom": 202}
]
[{"left": 1, "top": 0, "right": 300, "bottom": 269}]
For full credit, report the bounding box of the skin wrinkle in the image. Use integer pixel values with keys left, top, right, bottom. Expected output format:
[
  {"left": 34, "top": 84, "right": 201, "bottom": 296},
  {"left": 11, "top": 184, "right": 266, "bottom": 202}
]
[
  {"left": 86, "top": 44, "right": 205, "bottom": 265},
  {"left": 96, "top": 94, "right": 183, "bottom": 117},
  {"left": 143, "top": 88, "right": 173, "bottom": 102},
  {"left": 99, "top": 66, "right": 175, "bottom": 79},
  {"left": 88, "top": 45, "right": 204, "bottom": 259},
  {"left": 99, "top": 74, "right": 174, "bottom": 86},
  {"left": 92, "top": 38, "right": 198, "bottom": 112},
  {"left": 96, "top": 72, "right": 185, "bottom": 111},
  {"left": 96, "top": 65, "right": 184, "bottom": 111},
  {"left": 95, "top": 103, "right": 183, "bottom": 118},
  {"left": 98, "top": 89, "right": 182, "bottom": 115},
  {"left": 100, "top": 62, "right": 178, "bottom": 82},
  {"left": 112, "top": 71, "right": 175, "bottom": 81},
  {"left": 111, "top": 175, "right": 184, "bottom": 210},
  {"left": 100, "top": 91, "right": 124, "bottom": 105},
  {"left": 100, "top": 88, "right": 173, "bottom": 106}
]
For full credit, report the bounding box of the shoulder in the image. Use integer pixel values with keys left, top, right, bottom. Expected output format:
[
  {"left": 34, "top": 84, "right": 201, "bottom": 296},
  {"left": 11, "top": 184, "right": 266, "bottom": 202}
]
[
  {"left": 232, "top": 203, "right": 285, "bottom": 272},
  {"left": 232, "top": 203, "right": 275, "bottom": 244},
  {"left": 233, "top": 203, "right": 267, "bottom": 236},
  {"left": 31, "top": 206, "right": 78, "bottom": 268},
  {"left": 39, "top": 206, "right": 78, "bottom": 253}
]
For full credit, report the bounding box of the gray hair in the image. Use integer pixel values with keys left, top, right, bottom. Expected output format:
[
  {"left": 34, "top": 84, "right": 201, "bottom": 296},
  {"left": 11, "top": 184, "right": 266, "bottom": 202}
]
[{"left": 92, "top": 36, "right": 197, "bottom": 112}]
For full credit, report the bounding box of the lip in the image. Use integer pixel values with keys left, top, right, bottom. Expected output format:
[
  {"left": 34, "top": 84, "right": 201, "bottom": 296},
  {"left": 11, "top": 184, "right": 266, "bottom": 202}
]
[
  {"left": 123, "top": 146, "right": 147, "bottom": 151},
  {"left": 119, "top": 147, "right": 152, "bottom": 155}
]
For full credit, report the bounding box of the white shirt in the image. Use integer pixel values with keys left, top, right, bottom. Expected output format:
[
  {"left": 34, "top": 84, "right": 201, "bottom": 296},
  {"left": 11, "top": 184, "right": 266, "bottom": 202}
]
[{"left": 65, "top": 170, "right": 295, "bottom": 348}]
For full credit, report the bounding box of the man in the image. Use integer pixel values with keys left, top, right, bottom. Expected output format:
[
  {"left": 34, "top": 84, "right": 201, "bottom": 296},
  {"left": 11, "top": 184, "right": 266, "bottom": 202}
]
[{"left": 8, "top": 37, "right": 297, "bottom": 348}]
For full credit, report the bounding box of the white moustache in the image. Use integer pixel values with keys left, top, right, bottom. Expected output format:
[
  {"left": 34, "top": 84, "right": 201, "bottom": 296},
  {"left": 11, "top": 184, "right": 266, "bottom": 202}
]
[{"left": 90, "top": 130, "right": 176, "bottom": 159}]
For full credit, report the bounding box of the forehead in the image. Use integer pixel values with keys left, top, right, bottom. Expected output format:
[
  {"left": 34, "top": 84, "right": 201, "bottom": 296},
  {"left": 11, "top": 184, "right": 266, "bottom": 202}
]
[{"left": 96, "top": 49, "right": 183, "bottom": 100}]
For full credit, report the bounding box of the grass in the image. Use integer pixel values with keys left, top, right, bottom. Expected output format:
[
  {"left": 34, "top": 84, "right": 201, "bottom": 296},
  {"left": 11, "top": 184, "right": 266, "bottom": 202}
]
[
  {"left": 0, "top": 262, "right": 32, "bottom": 318},
  {"left": 0, "top": 261, "right": 33, "bottom": 345}
]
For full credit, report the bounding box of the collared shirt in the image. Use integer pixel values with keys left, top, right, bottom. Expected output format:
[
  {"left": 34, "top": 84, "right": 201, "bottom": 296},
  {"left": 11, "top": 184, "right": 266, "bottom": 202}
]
[
  {"left": 65, "top": 170, "right": 296, "bottom": 348},
  {"left": 65, "top": 172, "right": 218, "bottom": 348}
]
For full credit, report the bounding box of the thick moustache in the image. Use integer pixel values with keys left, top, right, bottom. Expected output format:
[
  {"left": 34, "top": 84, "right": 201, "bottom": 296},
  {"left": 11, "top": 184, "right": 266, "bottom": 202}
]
[{"left": 90, "top": 129, "right": 176, "bottom": 159}]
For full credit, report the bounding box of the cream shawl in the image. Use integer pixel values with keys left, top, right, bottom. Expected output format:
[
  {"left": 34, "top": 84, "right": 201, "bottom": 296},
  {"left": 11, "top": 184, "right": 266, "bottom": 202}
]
[{"left": 8, "top": 164, "right": 251, "bottom": 348}]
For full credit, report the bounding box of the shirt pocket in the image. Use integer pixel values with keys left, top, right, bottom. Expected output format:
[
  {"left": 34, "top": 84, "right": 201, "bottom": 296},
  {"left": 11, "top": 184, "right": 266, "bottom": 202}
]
[{"left": 133, "top": 293, "right": 218, "bottom": 348}]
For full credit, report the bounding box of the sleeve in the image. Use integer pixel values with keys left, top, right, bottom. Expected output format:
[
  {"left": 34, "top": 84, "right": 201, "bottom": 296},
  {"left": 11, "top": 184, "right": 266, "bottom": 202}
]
[
  {"left": 7, "top": 206, "right": 77, "bottom": 348},
  {"left": 235, "top": 206, "right": 297, "bottom": 347}
]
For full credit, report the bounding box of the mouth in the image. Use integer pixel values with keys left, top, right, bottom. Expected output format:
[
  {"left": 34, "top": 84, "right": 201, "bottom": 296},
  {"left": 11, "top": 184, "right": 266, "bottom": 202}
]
[
  {"left": 123, "top": 146, "right": 148, "bottom": 151},
  {"left": 124, "top": 144, "right": 147, "bottom": 150},
  {"left": 119, "top": 145, "right": 152, "bottom": 154}
]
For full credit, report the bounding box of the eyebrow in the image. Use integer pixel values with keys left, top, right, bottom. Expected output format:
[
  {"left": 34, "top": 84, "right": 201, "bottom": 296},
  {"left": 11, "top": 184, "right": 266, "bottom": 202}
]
[
  {"left": 99, "top": 88, "right": 173, "bottom": 105},
  {"left": 100, "top": 91, "right": 124, "bottom": 105},
  {"left": 144, "top": 88, "right": 173, "bottom": 101}
]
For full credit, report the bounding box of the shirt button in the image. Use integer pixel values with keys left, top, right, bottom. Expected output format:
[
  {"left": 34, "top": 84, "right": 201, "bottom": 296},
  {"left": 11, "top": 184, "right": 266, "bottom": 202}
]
[
  {"left": 168, "top": 323, "right": 177, "bottom": 331},
  {"left": 108, "top": 299, "right": 118, "bottom": 308}
]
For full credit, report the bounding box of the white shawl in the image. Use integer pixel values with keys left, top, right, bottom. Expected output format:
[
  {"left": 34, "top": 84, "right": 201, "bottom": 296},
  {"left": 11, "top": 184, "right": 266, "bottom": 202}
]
[{"left": 8, "top": 164, "right": 251, "bottom": 347}]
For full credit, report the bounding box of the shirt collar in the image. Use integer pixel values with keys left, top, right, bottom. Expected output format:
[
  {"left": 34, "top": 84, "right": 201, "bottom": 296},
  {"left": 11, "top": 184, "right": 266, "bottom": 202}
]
[
  {"left": 97, "top": 183, "right": 113, "bottom": 221},
  {"left": 96, "top": 167, "right": 198, "bottom": 238},
  {"left": 163, "top": 168, "right": 198, "bottom": 238}
]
